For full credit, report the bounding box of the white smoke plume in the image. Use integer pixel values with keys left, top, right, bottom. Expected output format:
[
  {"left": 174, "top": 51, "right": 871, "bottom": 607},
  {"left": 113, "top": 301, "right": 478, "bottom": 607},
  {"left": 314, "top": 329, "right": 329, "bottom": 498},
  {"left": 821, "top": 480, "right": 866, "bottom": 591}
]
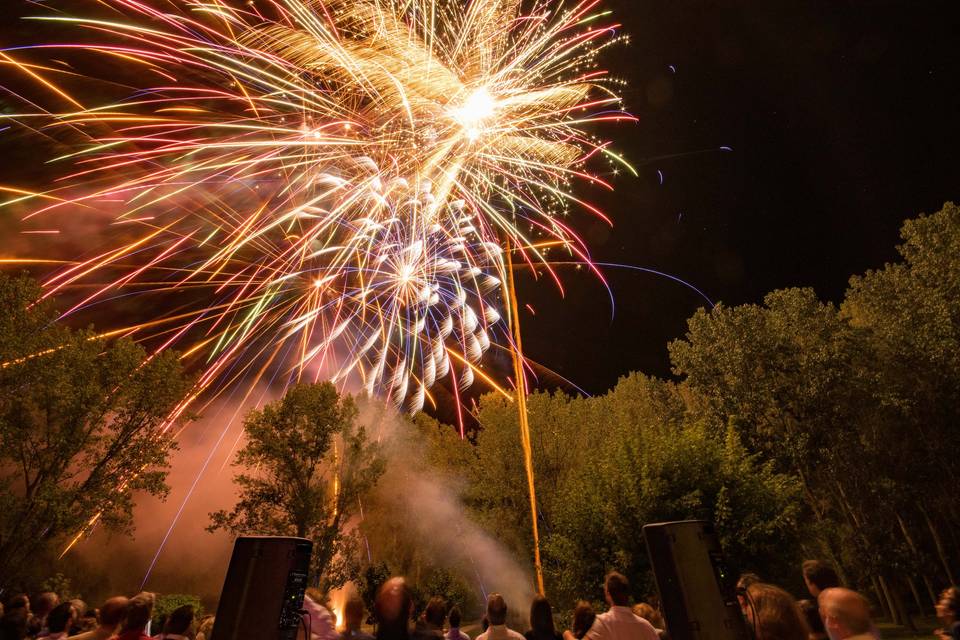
[{"left": 65, "top": 395, "right": 534, "bottom": 625}]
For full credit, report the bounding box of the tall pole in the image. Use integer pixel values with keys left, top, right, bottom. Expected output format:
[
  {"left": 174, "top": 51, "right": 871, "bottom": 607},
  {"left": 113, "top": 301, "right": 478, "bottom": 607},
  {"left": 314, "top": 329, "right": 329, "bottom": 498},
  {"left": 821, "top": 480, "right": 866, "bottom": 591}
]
[{"left": 505, "top": 239, "right": 545, "bottom": 595}]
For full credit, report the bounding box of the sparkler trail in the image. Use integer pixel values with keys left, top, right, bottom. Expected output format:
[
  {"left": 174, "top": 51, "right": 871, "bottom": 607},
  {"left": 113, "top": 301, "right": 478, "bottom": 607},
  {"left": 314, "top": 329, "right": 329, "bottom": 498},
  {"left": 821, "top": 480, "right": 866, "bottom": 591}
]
[{"left": 0, "top": 0, "right": 635, "bottom": 570}]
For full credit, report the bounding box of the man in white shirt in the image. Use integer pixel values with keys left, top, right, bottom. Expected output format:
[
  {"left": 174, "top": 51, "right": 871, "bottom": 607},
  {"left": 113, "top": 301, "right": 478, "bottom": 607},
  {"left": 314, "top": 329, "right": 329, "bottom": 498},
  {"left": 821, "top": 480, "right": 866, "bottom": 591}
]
[
  {"left": 475, "top": 594, "right": 524, "bottom": 640},
  {"left": 583, "top": 573, "right": 659, "bottom": 640}
]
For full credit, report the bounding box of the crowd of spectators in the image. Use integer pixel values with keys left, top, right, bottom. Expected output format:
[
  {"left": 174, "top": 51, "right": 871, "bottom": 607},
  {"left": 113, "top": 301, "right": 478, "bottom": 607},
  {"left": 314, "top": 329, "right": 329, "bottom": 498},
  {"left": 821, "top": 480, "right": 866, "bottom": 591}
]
[
  {"left": 2, "top": 560, "right": 958, "bottom": 640},
  {"left": 0, "top": 593, "right": 196, "bottom": 640}
]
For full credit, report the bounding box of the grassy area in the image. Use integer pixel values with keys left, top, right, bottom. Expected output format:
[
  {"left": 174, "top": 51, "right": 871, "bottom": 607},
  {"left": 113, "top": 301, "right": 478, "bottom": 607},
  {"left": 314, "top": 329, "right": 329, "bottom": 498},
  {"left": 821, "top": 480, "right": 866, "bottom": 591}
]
[
  {"left": 875, "top": 616, "right": 940, "bottom": 639},
  {"left": 452, "top": 617, "right": 943, "bottom": 639}
]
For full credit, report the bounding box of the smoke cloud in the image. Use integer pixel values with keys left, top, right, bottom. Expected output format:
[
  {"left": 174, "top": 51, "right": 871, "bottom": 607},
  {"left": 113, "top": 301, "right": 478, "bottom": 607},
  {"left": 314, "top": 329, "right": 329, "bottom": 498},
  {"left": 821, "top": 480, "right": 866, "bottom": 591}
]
[
  {"left": 357, "top": 404, "right": 534, "bottom": 621},
  {"left": 67, "top": 394, "right": 262, "bottom": 609},
  {"left": 67, "top": 395, "right": 534, "bottom": 625}
]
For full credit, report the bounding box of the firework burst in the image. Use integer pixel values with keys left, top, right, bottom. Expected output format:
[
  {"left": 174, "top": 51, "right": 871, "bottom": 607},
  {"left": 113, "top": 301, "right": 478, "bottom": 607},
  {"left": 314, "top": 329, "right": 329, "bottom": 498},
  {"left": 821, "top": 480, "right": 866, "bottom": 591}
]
[{"left": 1, "top": 0, "right": 633, "bottom": 414}]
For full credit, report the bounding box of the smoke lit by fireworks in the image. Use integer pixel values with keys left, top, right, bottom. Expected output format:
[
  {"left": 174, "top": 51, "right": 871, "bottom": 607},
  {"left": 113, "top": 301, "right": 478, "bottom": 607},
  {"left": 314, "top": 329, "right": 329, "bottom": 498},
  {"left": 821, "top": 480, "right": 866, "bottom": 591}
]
[{"left": 0, "top": 0, "right": 633, "bottom": 418}]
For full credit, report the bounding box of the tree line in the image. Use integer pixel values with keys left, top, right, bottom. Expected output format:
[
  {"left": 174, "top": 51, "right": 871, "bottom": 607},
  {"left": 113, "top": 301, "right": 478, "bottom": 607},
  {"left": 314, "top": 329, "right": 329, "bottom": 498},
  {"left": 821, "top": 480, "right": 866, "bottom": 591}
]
[
  {"left": 416, "top": 202, "right": 960, "bottom": 623},
  {"left": 1, "top": 203, "right": 958, "bottom": 627}
]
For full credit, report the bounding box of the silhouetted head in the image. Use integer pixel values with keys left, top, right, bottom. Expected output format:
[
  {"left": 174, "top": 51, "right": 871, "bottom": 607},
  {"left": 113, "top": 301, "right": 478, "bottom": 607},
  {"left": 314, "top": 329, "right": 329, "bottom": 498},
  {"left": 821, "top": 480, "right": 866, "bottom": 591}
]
[
  {"left": 744, "top": 584, "right": 809, "bottom": 640},
  {"left": 46, "top": 603, "right": 75, "bottom": 634},
  {"left": 448, "top": 607, "right": 462, "bottom": 630},
  {"left": 344, "top": 595, "right": 366, "bottom": 631},
  {"left": 818, "top": 588, "right": 872, "bottom": 640},
  {"left": 6, "top": 595, "right": 29, "bottom": 614},
  {"left": 375, "top": 577, "right": 413, "bottom": 640},
  {"left": 571, "top": 601, "right": 595, "bottom": 639},
  {"left": 802, "top": 561, "right": 840, "bottom": 597},
  {"left": 120, "top": 593, "right": 155, "bottom": 633},
  {"left": 631, "top": 604, "right": 663, "bottom": 631},
  {"left": 69, "top": 600, "right": 87, "bottom": 620},
  {"left": 529, "top": 595, "right": 556, "bottom": 639},
  {"left": 32, "top": 593, "right": 59, "bottom": 619},
  {"left": 1, "top": 604, "right": 30, "bottom": 640},
  {"left": 164, "top": 605, "right": 195, "bottom": 636},
  {"left": 424, "top": 597, "right": 446, "bottom": 629},
  {"left": 98, "top": 597, "right": 129, "bottom": 630},
  {"left": 486, "top": 594, "right": 507, "bottom": 627},
  {"left": 604, "top": 572, "right": 630, "bottom": 607}
]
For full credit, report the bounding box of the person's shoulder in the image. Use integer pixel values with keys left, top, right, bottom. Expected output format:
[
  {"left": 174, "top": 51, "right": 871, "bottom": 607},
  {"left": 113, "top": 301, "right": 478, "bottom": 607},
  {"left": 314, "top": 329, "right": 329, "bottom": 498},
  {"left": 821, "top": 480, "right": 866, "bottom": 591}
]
[
  {"left": 631, "top": 617, "right": 659, "bottom": 640},
  {"left": 634, "top": 617, "right": 657, "bottom": 630},
  {"left": 631, "top": 616, "right": 656, "bottom": 630},
  {"left": 508, "top": 629, "right": 526, "bottom": 640},
  {"left": 591, "top": 610, "right": 614, "bottom": 627}
]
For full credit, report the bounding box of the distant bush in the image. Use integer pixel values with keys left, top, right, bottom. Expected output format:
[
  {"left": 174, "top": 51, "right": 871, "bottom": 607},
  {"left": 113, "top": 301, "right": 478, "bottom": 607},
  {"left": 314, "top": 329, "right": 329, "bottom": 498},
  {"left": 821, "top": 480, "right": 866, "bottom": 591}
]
[{"left": 152, "top": 594, "right": 204, "bottom": 632}]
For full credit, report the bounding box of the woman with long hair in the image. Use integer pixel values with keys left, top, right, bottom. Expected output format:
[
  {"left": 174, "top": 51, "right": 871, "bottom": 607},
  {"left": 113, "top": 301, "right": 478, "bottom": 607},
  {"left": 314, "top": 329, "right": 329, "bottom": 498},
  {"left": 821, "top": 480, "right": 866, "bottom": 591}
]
[
  {"left": 744, "top": 583, "right": 809, "bottom": 640},
  {"left": 526, "top": 596, "right": 562, "bottom": 640}
]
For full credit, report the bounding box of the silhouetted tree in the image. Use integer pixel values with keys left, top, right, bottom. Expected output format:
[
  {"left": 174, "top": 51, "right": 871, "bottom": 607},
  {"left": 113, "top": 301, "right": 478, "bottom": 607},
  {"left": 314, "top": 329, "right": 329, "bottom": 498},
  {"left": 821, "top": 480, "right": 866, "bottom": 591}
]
[
  {"left": 0, "top": 274, "right": 191, "bottom": 588},
  {"left": 209, "top": 382, "right": 385, "bottom": 591}
]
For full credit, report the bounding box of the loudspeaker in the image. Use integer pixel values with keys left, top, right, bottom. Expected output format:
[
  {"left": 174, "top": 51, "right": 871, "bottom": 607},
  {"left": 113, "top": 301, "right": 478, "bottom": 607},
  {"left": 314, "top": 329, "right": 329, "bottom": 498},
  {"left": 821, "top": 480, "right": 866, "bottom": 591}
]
[
  {"left": 643, "top": 520, "right": 749, "bottom": 640},
  {"left": 211, "top": 536, "right": 313, "bottom": 640}
]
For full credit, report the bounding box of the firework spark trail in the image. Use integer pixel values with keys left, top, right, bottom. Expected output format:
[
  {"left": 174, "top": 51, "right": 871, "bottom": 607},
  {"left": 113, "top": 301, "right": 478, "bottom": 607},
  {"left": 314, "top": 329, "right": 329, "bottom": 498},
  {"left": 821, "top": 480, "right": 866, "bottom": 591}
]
[
  {"left": 0, "top": 0, "right": 634, "bottom": 554},
  {"left": 2, "top": 0, "right": 632, "bottom": 406}
]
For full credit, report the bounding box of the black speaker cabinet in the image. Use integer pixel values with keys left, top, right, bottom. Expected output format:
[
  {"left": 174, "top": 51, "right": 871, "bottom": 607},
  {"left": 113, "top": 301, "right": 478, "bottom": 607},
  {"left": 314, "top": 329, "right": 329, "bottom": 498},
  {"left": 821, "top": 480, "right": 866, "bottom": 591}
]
[
  {"left": 211, "top": 536, "right": 313, "bottom": 640},
  {"left": 643, "top": 520, "right": 749, "bottom": 640}
]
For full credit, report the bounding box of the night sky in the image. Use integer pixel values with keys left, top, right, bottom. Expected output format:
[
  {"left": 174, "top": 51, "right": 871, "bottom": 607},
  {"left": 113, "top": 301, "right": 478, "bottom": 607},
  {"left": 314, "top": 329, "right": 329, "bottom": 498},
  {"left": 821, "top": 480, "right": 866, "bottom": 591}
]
[
  {"left": 2, "top": 1, "right": 959, "bottom": 399},
  {"left": 516, "top": 0, "right": 960, "bottom": 393}
]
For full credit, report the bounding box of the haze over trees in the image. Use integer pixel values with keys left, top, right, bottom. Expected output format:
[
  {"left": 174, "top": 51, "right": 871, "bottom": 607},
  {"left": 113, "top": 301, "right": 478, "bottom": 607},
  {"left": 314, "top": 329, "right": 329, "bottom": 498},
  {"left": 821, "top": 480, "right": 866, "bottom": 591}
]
[
  {"left": 208, "top": 382, "right": 386, "bottom": 593},
  {"left": 0, "top": 274, "right": 191, "bottom": 588},
  {"left": 0, "top": 203, "right": 958, "bottom": 626},
  {"left": 385, "top": 203, "right": 960, "bottom": 619}
]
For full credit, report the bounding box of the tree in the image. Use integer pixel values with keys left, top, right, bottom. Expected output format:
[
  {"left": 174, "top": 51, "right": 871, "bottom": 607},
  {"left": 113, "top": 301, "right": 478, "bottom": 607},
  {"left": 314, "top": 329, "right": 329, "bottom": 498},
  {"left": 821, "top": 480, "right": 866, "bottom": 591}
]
[
  {"left": 0, "top": 274, "right": 191, "bottom": 589},
  {"left": 418, "top": 568, "right": 476, "bottom": 617},
  {"left": 667, "top": 208, "right": 960, "bottom": 622},
  {"left": 152, "top": 594, "right": 204, "bottom": 631},
  {"left": 208, "top": 382, "right": 385, "bottom": 591},
  {"left": 841, "top": 202, "right": 960, "bottom": 596},
  {"left": 667, "top": 289, "right": 870, "bottom": 579},
  {"left": 465, "top": 376, "right": 801, "bottom": 609},
  {"left": 358, "top": 561, "right": 390, "bottom": 623}
]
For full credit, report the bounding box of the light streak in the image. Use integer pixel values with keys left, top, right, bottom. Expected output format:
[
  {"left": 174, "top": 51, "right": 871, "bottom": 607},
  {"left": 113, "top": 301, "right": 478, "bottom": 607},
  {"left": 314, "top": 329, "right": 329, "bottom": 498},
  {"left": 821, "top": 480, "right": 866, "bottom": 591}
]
[{"left": 0, "top": 0, "right": 634, "bottom": 562}]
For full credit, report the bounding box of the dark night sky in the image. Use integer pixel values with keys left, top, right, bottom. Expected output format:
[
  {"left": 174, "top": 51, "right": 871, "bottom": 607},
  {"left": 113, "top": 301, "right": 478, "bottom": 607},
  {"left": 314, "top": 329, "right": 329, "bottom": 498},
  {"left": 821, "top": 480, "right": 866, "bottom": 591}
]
[
  {"left": 515, "top": 0, "right": 960, "bottom": 393},
  {"left": 2, "top": 1, "right": 959, "bottom": 398}
]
